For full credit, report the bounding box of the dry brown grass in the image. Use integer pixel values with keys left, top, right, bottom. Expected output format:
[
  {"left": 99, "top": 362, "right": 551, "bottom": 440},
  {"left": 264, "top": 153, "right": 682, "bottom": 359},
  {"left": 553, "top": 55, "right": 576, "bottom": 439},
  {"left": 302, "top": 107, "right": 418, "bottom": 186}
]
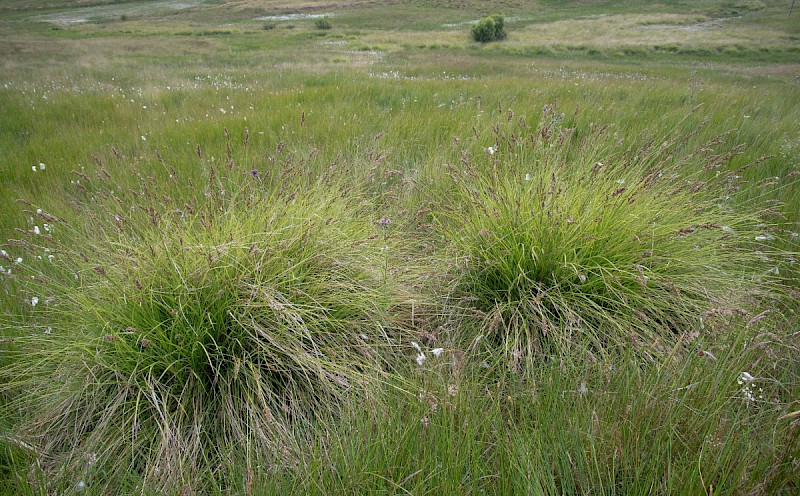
[
  {"left": 510, "top": 13, "right": 795, "bottom": 49},
  {"left": 0, "top": 29, "right": 218, "bottom": 85},
  {"left": 355, "top": 29, "right": 467, "bottom": 49}
]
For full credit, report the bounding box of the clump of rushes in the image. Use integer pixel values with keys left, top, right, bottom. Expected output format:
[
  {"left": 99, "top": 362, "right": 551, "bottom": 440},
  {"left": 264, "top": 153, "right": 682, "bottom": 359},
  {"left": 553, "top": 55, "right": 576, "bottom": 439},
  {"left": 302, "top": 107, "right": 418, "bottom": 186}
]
[
  {"left": 437, "top": 103, "right": 784, "bottom": 368},
  {"left": 3, "top": 149, "right": 403, "bottom": 493},
  {"left": 314, "top": 17, "right": 332, "bottom": 30}
]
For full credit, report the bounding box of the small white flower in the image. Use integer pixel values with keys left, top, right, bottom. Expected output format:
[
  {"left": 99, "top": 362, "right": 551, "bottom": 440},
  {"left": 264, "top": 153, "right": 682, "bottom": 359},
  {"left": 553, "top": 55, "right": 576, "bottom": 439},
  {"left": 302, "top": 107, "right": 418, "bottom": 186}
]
[
  {"left": 524, "top": 173, "right": 531, "bottom": 181},
  {"left": 616, "top": 178, "right": 626, "bottom": 185},
  {"left": 721, "top": 226, "right": 735, "bottom": 234},
  {"left": 410, "top": 341, "right": 422, "bottom": 352},
  {"left": 31, "top": 296, "right": 39, "bottom": 307},
  {"left": 33, "top": 226, "right": 40, "bottom": 235},
  {"left": 416, "top": 353, "right": 426, "bottom": 365},
  {"left": 38, "top": 162, "right": 45, "bottom": 170},
  {"left": 738, "top": 371, "right": 755, "bottom": 385},
  {"left": 75, "top": 480, "right": 86, "bottom": 492},
  {"left": 15, "top": 257, "right": 22, "bottom": 264},
  {"left": 43, "top": 224, "right": 50, "bottom": 232},
  {"left": 141, "top": 135, "right": 147, "bottom": 141},
  {"left": 487, "top": 146, "right": 495, "bottom": 155},
  {"left": 36, "top": 208, "right": 42, "bottom": 214},
  {"left": 0, "top": 249, "right": 6, "bottom": 257},
  {"left": 219, "top": 108, "right": 227, "bottom": 114},
  {"left": 31, "top": 165, "right": 37, "bottom": 172},
  {"left": 431, "top": 348, "right": 444, "bottom": 357},
  {"left": 44, "top": 327, "right": 52, "bottom": 335},
  {"left": 754, "top": 234, "right": 773, "bottom": 242}
]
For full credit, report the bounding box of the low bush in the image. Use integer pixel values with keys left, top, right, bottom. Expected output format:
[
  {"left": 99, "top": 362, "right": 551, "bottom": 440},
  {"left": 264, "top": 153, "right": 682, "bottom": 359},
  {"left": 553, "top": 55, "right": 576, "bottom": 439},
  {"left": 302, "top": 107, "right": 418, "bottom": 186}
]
[{"left": 471, "top": 14, "right": 506, "bottom": 43}]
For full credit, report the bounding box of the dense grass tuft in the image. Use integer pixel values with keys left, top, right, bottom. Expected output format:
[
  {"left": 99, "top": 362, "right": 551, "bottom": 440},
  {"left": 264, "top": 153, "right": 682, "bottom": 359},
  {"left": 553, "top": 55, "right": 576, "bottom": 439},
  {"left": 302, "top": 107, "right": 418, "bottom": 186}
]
[
  {"left": 437, "top": 104, "right": 784, "bottom": 367},
  {"left": 2, "top": 160, "right": 406, "bottom": 493}
]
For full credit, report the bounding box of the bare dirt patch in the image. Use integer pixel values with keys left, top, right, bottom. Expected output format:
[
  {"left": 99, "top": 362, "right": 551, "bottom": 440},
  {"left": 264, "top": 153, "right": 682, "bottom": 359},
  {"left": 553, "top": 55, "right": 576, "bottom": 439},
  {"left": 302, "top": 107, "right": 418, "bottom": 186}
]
[
  {"left": 32, "top": 0, "right": 208, "bottom": 26},
  {"left": 225, "top": 0, "right": 397, "bottom": 13},
  {"left": 255, "top": 12, "right": 334, "bottom": 21}
]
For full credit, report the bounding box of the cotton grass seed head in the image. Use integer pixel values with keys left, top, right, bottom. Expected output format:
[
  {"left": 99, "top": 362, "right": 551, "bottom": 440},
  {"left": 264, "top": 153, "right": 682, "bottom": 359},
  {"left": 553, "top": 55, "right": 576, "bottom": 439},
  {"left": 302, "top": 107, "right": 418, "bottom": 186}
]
[{"left": 738, "top": 371, "right": 755, "bottom": 385}]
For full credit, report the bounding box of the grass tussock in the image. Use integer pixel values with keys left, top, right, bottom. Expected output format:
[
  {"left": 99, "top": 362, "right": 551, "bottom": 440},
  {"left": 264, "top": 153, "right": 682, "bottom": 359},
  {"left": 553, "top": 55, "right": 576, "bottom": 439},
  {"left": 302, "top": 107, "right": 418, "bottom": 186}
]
[
  {"left": 2, "top": 157, "right": 409, "bottom": 493},
  {"left": 437, "top": 103, "right": 785, "bottom": 367}
]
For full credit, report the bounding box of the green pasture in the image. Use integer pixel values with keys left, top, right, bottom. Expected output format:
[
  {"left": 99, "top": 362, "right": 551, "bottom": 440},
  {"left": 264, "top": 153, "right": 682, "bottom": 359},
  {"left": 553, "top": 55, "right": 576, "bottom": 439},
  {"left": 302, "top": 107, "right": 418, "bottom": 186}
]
[{"left": 1, "top": 0, "right": 798, "bottom": 494}]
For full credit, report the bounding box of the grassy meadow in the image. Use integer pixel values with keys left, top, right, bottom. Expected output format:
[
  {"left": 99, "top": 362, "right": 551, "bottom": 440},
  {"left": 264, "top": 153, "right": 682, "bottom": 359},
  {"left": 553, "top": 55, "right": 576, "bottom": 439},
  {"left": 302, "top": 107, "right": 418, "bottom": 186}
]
[{"left": 0, "top": 0, "right": 798, "bottom": 494}]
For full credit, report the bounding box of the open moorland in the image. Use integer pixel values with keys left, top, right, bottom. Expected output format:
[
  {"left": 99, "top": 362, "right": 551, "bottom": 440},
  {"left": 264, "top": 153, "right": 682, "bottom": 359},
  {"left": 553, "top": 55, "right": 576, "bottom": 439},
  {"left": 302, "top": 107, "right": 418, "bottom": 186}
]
[{"left": 0, "top": 0, "right": 798, "bottom": 494}]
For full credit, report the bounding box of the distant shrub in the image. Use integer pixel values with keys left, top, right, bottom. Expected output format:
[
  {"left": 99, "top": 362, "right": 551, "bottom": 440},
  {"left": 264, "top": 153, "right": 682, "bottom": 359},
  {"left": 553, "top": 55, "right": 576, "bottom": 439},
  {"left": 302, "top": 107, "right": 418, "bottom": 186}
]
[
  {"left": 262, "top": 21, "right": 276, "bottom": 30},
  {"left": 472, "top": 14, "right": 506, "bottom": 43},
  {"left": 314, "top": 17, "right": 332, "bottom": 30}
]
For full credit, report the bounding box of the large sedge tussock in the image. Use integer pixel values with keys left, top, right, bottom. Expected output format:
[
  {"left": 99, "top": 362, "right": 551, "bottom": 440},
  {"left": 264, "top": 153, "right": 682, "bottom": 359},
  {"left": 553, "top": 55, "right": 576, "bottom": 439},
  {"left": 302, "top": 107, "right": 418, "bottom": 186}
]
[
  {"left": 437, "top": 103, "right": 785, "bottom": 367},
  {"left": 2, "top": 147, "right": 407, "bottom": 493}
]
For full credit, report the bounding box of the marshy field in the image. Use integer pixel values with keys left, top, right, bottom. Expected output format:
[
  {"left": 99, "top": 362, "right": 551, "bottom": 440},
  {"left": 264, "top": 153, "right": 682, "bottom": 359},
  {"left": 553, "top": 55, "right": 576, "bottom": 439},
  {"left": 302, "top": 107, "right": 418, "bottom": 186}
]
[{"left": 1, "top": 0, "right": 799, "bottom": 494}]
